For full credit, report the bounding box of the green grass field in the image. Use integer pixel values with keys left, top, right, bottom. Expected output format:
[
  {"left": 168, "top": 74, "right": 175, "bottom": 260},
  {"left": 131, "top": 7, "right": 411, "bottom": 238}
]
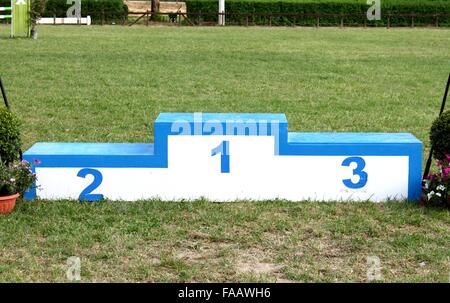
[{"left": 0, "top": 25, "right": 449, "bottom": 282}]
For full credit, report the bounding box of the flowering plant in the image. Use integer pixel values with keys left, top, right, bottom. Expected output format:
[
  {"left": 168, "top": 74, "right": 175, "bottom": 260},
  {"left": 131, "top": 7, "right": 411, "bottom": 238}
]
[
  {"left": 0, "top": 160, "right": 38, "bottom": 197},
  {"left": 422, "top": 154, "right": 450, "bottom": 207}
]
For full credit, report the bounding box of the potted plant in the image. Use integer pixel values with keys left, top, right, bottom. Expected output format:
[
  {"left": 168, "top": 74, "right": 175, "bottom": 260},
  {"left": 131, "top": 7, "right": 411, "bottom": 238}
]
[
  {"left": 29, "top": 0, "right": 47, "bottom": 39},
  {"left": 0, "top": 160, "right": 37, "bottom": 214},
  {"left": 0, "top": 107, "right": 36, "bottom": 214},
  {"left": 422, "top": 110, "right": 450, "bottom": 208},
  {"left": 422, "top": 156, "right": 450, "bottom": 208}
]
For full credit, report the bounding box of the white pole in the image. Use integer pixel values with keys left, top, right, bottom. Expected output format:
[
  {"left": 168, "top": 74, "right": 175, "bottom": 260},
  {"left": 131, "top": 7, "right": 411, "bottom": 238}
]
[{"left": 218, "top": 0, "right": 225, "bottom": 26}]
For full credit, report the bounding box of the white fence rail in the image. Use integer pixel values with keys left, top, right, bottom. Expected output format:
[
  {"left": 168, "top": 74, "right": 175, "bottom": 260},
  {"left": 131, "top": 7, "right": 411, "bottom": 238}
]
[{"left": 37, "top": 16, "right": 91, "bottom": 25}]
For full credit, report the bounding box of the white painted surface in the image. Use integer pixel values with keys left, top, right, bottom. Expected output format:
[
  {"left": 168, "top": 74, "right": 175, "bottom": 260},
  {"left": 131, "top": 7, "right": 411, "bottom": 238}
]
[
  {"left": 218, "top": 0, "right": 225, "bottom": 26},
  {"left": 35, "top": 136, "right": 409, "bottom": 202},
  {"left": 37, "top": 16, "right": 91, "bottom": 25}
]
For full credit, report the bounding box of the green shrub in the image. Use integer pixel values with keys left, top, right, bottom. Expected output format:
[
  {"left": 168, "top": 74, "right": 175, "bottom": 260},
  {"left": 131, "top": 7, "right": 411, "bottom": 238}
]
[
  {"left": 42, "top": 0, "right": 128, "bottom": 23},
  {"left": 0, "top": 108, "right": 21, "bottom": 166},
  {"left": 2, "top": 0, "right": 449, "bottom": 26},
  {"left": 184, "top": 0, "right": 450, "bottom": 26},
  {"left": 430, "top": 110, "right": 450, "bottom": 161}
]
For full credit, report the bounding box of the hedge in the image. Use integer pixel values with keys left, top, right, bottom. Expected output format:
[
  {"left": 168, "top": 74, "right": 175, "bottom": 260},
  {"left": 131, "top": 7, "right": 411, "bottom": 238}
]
[
  {"left": 0, "top": 0, "right": 128, "bottom": 23},
  {"left": 2, "top": 0, "right": 449, "bottom": 26},
  {"left": 184, "top": 0, "right": 450, "bottom": 26},
  {"left": 44, "top": 0, "right": 128, "bottom": 22},
  {"left": 0, "top": 0, "right": 10, "bottom": 7}
]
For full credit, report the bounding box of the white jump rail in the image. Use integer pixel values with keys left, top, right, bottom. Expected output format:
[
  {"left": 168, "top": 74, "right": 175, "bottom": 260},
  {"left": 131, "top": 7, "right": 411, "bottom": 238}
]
[
  {"left": 37, "top": 16, "right": 91, "bottom": 25},
  {"left": 0, "top": 6, "right": 12, "bottom": 19}
]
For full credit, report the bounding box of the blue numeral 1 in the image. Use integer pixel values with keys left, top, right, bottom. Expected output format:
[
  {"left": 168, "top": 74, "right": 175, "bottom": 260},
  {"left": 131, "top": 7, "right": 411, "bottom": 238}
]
[
  {"left": 211, "top": 141, "right": 230, "bottom": 173},
  {"left": 77, "top": 168, "right": 104, "bottom": 201},
  {"left": 342, "top": 157, "right": 368, "bottom": 189}
]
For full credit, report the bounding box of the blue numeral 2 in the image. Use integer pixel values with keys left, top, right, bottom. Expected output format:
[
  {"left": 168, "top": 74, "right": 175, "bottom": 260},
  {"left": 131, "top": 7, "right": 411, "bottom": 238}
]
[
  {"left": 77, "top": 168, "right": 104, "bottom": 201},
  {"left": 342, "top": 157, "right": 368, "bottom": 189},
  {"left": 211, "top": 141, "right": 230, "bottom": 173}
]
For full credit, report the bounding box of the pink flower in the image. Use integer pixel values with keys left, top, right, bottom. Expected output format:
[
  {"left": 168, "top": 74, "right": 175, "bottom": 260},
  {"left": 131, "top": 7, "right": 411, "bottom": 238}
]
[
  {"left": 438, "top": 160, "right": 443, "bottom": 166},
  {"left": 34, "top": 159, "right": 41, "bottom": 165},
  {"left": 446, "top": 154, "right": 450, "bottom": 161},
  {"left": 444, "top": 167, "right": 450, "bottom": 175},
  {"left": 21, "top": 159, "right": 29, "bottom": 164}
]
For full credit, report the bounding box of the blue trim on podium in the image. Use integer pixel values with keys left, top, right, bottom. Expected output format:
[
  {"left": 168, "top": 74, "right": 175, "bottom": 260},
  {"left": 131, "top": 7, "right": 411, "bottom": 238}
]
[{"left": 23, "top": 113, "right": 423, "bottom": 201}]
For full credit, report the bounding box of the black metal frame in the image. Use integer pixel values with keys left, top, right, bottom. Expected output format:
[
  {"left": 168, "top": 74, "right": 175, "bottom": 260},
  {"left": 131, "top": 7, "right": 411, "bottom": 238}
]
[
  {"left": 423, "top": 73, "right": 450, "bottom": 179},
  {"left": 0, "top": 76, "right": 10, "bottom": 109}
]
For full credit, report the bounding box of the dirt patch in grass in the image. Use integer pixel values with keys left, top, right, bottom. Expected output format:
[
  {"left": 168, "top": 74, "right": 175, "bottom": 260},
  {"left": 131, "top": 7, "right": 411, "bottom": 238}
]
[
  {"left": 176, "top": 248, "right": 211, "bottom": 262},
  {"left": 238, "top": 261, "right": 284, "bottom": 275},
  {"left": 234, "top": 247, "right": 292, "bottom": 282}
]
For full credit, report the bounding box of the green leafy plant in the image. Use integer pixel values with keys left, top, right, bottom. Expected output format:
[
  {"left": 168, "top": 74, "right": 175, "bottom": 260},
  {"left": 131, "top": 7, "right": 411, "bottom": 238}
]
[
  {"left": 0, "top": 108, "right": 21, "bottom": 165},
  {"left": 0, "top": 160, "right": 37, "bottom": 197},
  {"left": 430, "top": 110, "right": 450, "bottom": 161},
  {"left": 30, "top": 0, "right": 48, "bottom": 31}
]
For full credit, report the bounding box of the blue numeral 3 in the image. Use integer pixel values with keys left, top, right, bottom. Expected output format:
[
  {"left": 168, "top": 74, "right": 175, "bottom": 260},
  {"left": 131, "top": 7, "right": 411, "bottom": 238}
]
[
  {"left": 342, "top": 157, "right": 368, "bottom": 189},
  {"left": 77, "top": 168, "right": 104, "bottom": 201}
]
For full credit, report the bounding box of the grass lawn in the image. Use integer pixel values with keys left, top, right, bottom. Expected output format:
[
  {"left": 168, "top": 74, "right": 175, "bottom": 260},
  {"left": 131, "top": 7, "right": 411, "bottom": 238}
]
[{"left": 0, "top": 25, "right": 450, "bottom": 282}]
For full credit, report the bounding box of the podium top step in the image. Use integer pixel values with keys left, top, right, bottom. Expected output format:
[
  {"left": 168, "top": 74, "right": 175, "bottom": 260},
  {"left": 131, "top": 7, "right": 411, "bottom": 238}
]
[{"left": 288, "top": 132, "right": 422, "bottom": 144}]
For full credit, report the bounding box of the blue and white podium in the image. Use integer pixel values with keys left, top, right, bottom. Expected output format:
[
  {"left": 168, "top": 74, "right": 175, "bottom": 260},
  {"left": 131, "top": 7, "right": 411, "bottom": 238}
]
[{"left": 23, "top": 113, "right": 422, "bottom": 202}]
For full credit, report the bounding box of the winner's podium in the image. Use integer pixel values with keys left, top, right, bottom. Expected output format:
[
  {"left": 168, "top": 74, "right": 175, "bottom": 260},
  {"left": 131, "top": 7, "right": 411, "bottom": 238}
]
[{"left": 23, "top": 113, "right": 422, "bottom": 202}]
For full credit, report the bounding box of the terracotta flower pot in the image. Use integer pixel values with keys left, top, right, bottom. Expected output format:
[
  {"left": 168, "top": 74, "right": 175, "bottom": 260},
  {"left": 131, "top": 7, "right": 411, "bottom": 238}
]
[{"left": 0, "top": 193, "right": 20, "bottom": 215}]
